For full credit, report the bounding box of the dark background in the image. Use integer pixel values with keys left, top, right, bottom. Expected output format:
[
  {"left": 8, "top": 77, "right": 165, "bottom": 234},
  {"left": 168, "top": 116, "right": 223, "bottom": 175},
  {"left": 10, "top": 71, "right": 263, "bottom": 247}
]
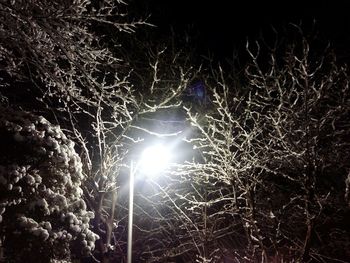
[{"left": 132, "top": 1, "right": 350, "bottom": 62}]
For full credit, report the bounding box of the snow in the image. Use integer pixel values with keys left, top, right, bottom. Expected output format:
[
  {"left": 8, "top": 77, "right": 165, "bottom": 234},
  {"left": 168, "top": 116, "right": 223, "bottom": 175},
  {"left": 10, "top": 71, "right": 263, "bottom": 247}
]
[{"left": 0, "top": 107, "right": 99, "bottom": 260}]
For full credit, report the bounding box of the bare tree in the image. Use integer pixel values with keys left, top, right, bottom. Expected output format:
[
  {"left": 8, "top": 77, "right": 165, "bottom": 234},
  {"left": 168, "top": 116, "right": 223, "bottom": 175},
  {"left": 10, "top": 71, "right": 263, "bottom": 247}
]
[
  {"left": 243, "top": 27, "right": 350, "bottom": 262},
  {"left": 136, "top": 27, "right": 350, "bottom": 263}
]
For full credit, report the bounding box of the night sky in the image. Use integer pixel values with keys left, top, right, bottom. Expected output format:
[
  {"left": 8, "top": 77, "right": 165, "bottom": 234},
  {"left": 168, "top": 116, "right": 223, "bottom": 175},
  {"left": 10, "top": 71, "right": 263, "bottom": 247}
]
[{"left": 137, "top": 1, "right": 350, "bottom": 62}]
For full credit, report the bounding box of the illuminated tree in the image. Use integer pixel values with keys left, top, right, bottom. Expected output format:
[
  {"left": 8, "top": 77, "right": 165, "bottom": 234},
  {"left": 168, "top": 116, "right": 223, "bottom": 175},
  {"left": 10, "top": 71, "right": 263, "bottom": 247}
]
[
  {"left": 0, "top": 1, "right": 195, "bottom": 261},
  {"left": 180, "top": 29, "right": 350, "bottom": 262},
  {"left": 2, "top": 1, "right": 349, "bottom": 262},
  {"left": 134, "top": 28, "right": 350, "bottom": 263},
  {"left": 0, "top": 107, "right": 98, "bottom": 262}
]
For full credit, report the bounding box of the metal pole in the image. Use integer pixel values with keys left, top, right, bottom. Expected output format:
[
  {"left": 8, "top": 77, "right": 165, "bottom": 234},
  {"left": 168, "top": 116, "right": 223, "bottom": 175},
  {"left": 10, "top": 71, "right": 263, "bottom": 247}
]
[
  {"left": 203, "top": 174, "right": 208, "bottom": 261},
  {"left": 127, "top": 161, "right": 134, "bottom": 263}
]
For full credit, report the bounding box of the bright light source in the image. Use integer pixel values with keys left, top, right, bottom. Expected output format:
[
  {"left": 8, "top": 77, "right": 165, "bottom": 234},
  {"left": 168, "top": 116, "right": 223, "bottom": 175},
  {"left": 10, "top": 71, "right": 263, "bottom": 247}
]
[{"left": 139, "top": 144, "right": 171, "bottom": 175}]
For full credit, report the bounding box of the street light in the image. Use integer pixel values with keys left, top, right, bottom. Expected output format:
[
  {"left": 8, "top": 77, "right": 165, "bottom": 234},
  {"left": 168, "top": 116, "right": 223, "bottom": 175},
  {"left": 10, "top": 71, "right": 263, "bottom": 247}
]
[{"left": 127, "top": 144, "right": 172, "bottom": 263}]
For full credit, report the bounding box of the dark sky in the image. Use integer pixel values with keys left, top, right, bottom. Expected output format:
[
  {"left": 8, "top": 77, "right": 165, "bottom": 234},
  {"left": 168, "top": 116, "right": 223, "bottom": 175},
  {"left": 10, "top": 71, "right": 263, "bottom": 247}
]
[{"left": 136, "top": 1, "right": 350, "bottom": 61}]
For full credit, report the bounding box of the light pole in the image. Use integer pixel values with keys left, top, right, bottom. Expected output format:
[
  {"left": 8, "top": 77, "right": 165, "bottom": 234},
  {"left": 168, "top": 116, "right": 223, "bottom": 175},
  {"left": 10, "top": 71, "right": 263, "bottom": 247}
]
[
  {"left": 127, "top": 160, "right": 135, "bottom": 263},
  {"left": 127, "top": 144, "right": 172, "bottom": 263}
]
